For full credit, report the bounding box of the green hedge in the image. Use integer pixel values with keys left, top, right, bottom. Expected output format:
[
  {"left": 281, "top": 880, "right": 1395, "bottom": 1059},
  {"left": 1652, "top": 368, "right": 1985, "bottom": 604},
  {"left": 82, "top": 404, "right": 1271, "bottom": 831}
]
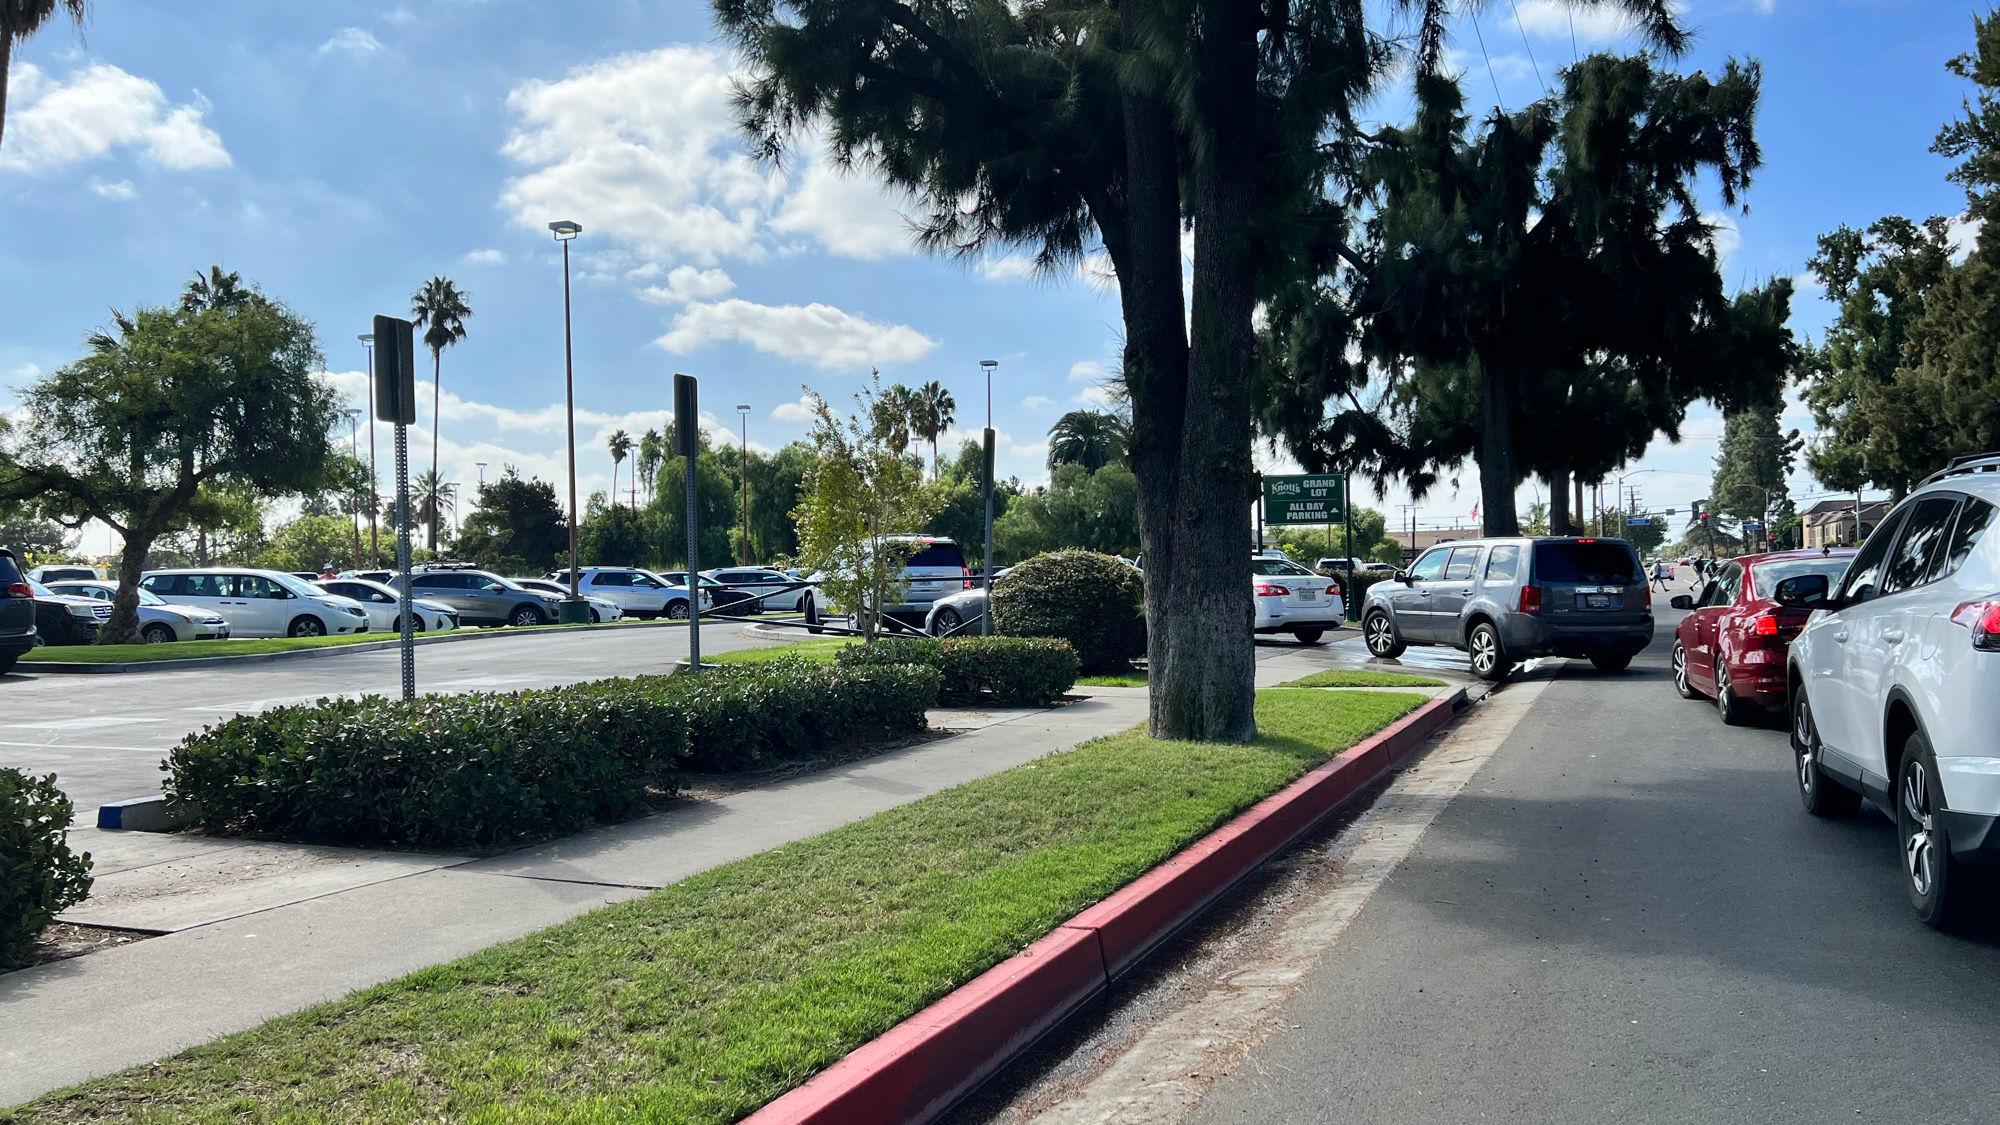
[
  {"left": 1, "top": 769, "right": 94, "bottom": 967},
  {"left": 165, "top": 664, "right": 940, "bottom": 850},
  {"left": 836, "top": 635, "right": 1079, "bottom": 707},
  {"left": 1343, "top": 571, "right": 1401, "bottom": 607},
  {"left": 990, "top": 550, "right": 1145, "bottom": 673}
]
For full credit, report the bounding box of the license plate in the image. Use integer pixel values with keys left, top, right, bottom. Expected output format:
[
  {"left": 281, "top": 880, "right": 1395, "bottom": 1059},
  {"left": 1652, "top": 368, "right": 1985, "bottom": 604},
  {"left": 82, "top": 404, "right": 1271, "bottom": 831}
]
[
  {"left": 1296, "top": 590, "right": 1317, "bottom": 602},
  {"left": 1585, "top": 594, "right": 1611, "bottom": 609}
]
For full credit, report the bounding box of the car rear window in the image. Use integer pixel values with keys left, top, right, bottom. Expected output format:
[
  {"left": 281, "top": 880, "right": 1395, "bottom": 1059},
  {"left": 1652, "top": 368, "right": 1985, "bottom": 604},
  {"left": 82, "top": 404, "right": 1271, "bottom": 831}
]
[
  {"left": 0, "top": 554, "right": 21, "bottom": 586},
  {"left": 906, "top": 542, "right": 966, "bottom": 569},
  {"left": 1750, "top": 558, "right": 1851, "bottom": 598},
  {"left": 1532, "top": 541, "right": 1640, "bottom": 584}
]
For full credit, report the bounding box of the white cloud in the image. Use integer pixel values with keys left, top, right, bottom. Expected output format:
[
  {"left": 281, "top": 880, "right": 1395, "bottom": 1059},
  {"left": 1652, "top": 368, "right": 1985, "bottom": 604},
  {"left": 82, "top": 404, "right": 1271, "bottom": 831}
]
[
  {"left": 637, "top": 265, "right": 736, "bottom": 305},
  {"left": 1946, "top": 213, "right": 1983, "bottom": 262},
  {"left": 318, "top": 27, "right": 382, "bottom": 58},
  {"left": 88, "top": 176, "right": 136, "bottom": 200},
  {"left": 1511, "top": 0, "right": 1666, "bottom": 42},
  {"left": 0, "top": 63, "right": 229, "bottom": 173},
  {"left": 1442, "top": 48, "right": 1540, "bottom": 87},
  {"left": 656, "top": 299, "right": 937, "bottom": 370},
  {"left": 460, "top": 247, "right": 507, "bottom": 266},
  {"left": 1022, "top": 395, "right": 1055, "bottom": 410},
  {"left": 979, "top": 255, "right": 1037, "bottom": 282},
  {"left": 1068, "top": 360, "right": 1105, "bottom": 383},
  {"left": 770, "top": 150, "right": 917, "bottom": 259},
  {"left": 1702, "top": 212, "right": 1742, "bottom": 266},
  {"left": 1075, "top": 385, "right": 1116, "bottom": 408},
  {"left": 771, "top": 396, "right": 816, "bottom": 423}
]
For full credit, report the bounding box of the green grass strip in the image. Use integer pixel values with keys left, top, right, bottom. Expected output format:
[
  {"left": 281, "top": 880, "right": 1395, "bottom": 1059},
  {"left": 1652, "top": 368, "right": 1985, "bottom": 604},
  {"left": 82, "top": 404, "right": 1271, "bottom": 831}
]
[
  {"left": 19, "top": 633, "right": 395, "bottom": 663},
  {"left": 705, "top": 638, "right": 857, "bottom": 666},
  {"left": 7, "top": 689, "right": 1421, "bottom": 1125},
  {"left": 1282, "top": 669, "right": 1447, "bottom": 688},
  {"left": 1076, "top": 669, "right": 1147, "bottom": 688}
]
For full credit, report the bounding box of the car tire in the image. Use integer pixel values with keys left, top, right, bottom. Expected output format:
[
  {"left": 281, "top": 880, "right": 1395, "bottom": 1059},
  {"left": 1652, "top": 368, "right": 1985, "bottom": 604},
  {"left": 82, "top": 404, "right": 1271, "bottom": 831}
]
[
  {"left": 804, "top": 594, "right": 822, "bottom": 635},
  {"left": 1364, "top": 611, "right": 1405, "bottom": 659},
  {"left": 1590, "top": 652, "right": 1632, "bottom": 673},
  {"left": 1292, "top": 628, "right": 1325, "bottom": 645},
  {"left": 391, "top": 615, "right": 405, "bottom": 634},
  {"left": 932, "top": 607, "right": 961, "bottom": 637},
  {"left": 510, "top": 605, "right": 545, "bottom": 628},
  {"left": 1792, "top": 690, "right": 1859, "bottom": 818},
  {"left": 1898, "top": 731, "right": 1977, "bottom": 930},
  {"left": 1468, "top": 622, "right": 1510, "bottom": 682},
  {"left": 666, "top": 600, "right": 690, "bottom": 621},
  {"left": 288, "top": 616, "right": 326, "bottom": 638},
  {"left": 1714, "top": 656, "right": 1747, "bottom": 726},
  {"left": 1671, "top": 641, "right": 1700, "bottom": 699},
  {"left": 141, "top": 623, "right": 177, "bottom": 645},
  {"left": 589, "top": 607, "right": 602, "bottom": 624}
]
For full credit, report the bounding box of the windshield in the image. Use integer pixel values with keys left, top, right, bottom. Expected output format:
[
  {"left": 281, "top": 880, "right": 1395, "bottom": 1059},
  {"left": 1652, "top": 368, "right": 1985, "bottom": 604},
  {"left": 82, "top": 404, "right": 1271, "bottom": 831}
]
[
  {"left": 1750, "top": 558, "right": 1851, "bottom": 598},
  {"left": 269, "top": 572, "right": 327, "bottom": 598},
  {"left": 1532, "top": 541, "right": 1641, "bottom": 584}
]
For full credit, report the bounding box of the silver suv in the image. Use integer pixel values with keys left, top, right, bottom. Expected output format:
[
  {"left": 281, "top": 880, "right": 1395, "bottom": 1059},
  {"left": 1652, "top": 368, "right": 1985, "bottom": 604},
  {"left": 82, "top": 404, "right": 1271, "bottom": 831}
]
[
  {"left": 1361, "top": 537, "right": 1654, "bottom": 681},
  {"left": 404, "top": 567, "right": 559, "bottom": 627}
]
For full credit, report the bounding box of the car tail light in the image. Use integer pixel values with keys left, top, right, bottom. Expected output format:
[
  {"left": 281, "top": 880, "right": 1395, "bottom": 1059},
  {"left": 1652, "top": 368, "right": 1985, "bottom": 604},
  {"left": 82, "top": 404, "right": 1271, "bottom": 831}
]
[
  {"left": 1329, "top": 581, "right": 1342, "bottom": 600},
  {"left": 1255, "top": 584, "right": 1291, "bottom": 597},
  {"left": 1519, "top": 585, "right": 1541, "bottom": 615},
  {"left": 1752, "top": 614, "right": 1780, "bottom": 637},
  {"left": 3, "top": 582, "right": 28, "bottom": 598},
  {"left": 962, "top": 567, "right": 974, "bottom": 590},
  {"left": 1950, "top": 597, "right": 2000, "bottom": 650}
]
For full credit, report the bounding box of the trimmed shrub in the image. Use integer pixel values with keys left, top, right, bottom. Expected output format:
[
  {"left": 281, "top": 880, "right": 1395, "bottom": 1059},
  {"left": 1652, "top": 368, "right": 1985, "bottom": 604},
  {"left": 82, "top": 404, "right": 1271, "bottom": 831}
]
[
  {"left": 1344, "top": 571, "right": 1401, "bottom": 609},
  {"left": 1, "top": 769, "right": 93, "bottom": 967},
  {"left": 165, "top": 663, "right": 940, "bottom": 849},
  {"left": 990, "top": 550, "right": 1145, "bottom": 673},
  {"left": 835, "top": 635, "right": 1079, "bottom": 707}
]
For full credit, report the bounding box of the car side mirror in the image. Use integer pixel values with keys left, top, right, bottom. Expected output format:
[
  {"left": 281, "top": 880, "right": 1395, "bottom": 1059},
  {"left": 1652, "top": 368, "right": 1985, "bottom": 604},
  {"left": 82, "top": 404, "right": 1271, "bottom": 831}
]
[
  {"left": 1669, "top": 594, "right": 1694, "bottom": 610},
  {"left": 1397, "top": 572, "right": 1415, "bottom": 585},
  {"left": 1774, "top": 574, "right": 1830, "bottom": 609}
]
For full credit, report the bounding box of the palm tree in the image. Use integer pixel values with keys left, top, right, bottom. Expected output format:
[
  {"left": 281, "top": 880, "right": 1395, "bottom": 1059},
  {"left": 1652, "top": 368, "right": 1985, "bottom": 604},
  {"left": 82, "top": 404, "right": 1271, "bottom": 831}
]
[
  {"left": 637, "top": 428, "right": 664, "bottom": 505},
  {"left": 412, "top": 470, "right": 457, "bottom": 551},
  {"left": 1047, "top": 410, "right": 1130, "bottom": 473},
  {"left": 913, "top": 380, "right": 957, "bottom": 478},
  {"left": 0, "top": 1, "right": 86, "bottom": 154},
  {"left": 410, "top": 276, "right": 472, "bottom": 549},
  {"left": 870, "top": 377, "right": 918, "bottom": 456},
  {"left": 608, "top": 429, "right": 634, "bottom": 509}
]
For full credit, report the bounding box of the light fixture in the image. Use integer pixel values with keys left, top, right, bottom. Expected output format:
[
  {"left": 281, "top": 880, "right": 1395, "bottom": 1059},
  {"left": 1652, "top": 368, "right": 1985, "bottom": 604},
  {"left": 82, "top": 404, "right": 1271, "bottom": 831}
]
[{"left": 548, "top": 220, "right": 582, "bottom": 241}]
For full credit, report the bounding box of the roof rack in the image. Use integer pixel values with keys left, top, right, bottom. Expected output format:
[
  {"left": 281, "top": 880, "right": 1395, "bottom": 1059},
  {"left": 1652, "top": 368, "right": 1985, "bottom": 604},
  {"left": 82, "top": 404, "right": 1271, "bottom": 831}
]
[{"left": 1921, "top": 452, "right": 2000, "bottom": 487}]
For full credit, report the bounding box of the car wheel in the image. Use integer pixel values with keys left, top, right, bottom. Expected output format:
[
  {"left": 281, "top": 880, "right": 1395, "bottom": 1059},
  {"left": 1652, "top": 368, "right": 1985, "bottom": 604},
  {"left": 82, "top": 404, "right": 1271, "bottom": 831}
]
[
  {"left": 288, "top": 616, "right": 326, "bottom": 638},
  {"left": 1792, "top": 690, "right": 1858, "bottom": 818},
  {"left": 1714, "top": 656, "right": 1746, "bottom": 726},
  {"left": 1590, "top": 652, "right": 1632, "bottom": 673},
  {"left": 391, "top": 615, "right": 405, "bottom": 634},
  {"left": 1364, "top": 611, "right": 1405, "bottom": 658},
  {"left": 590, "top": 608, "right": 602, "bottom": 624},
  {"left": 1671, "top": 641, "right": 1699, "bottom": 699},
  {"left": 1467, "top": 622, "right": 1510, "bottom": 682},
  {"left": 1898, "top": 731, "right": 1977, "bottom": 930},
  {"left": 1292, "top": 628, "right": 1325, "bottom": 645},
  {"left": 666, "top": 600, "right": 690, "bottom": 621},
  {"left": 932, "top": 607, "right": 961, "bottom": 637},
  {"left": 804, "top": 594, "right": 822, "bottom": 635},
  {"left": 141, "top": 623, "right": 177, "bottom": 645},
  {"left": 510, "top": 605, "right": 545, "bottom": 628}
]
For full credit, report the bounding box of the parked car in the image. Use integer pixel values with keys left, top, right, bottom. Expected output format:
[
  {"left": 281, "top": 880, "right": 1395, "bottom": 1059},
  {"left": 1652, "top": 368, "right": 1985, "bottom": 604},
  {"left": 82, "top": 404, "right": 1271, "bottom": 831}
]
[
  {"left": 402, "top": 567, "right": 561, "bottom": 627},
  {"left": 0, "top": 549, "right": 39, "bottom": 673},
  {"left": 1315, "top": 557, "right": 1369, "bottom": 576},
  {"left": 1667, "top": 549, "right": 1855, "bottom": 724},
  {"left": 510, "top": 578, "right": 623, "bottom": 623},
  {"left": 1362, "top": 537, "right": 1653, "bottom": 681},
  {"left": 45, "top": 580, "right": 233, "bottom": 643},
  {"left": 139, "top": 568, "right": 370, "bottom": 638},
  {"left": 653, "top": 570, "right": 758, "bottom": 617},
  {"left": 925, "top": 568, "right": 1012, "bottom": 636},
  {"left": 313, "top": 578, "right": 460, "bottom": 633},
  {"left": 337, "top": 570, "right": 396, "bottom": 585},
  {"left": 1785, "top": 461, "right": 2000, "bottom": 928},
  {"left": 703, "top": 566, "right": 817, "bottom": 613},
  {"left": 27, "top": 564, "right": 98, "bottom": 584},
  {"left": 1253, "top": 555, "right": 1345, "bottom": 645},
  {"left": 547, "top": 567, "right": 705, "bottom": 619},
  {"left": 26, "top": 579, "right": 111, "bottom": 645}
]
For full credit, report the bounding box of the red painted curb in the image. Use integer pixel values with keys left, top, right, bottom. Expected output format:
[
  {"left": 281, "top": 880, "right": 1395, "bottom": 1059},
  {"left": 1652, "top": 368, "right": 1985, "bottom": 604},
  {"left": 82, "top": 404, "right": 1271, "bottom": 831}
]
[{"left": 748, "top": 688, "right": 1468, "bottom": 1125}]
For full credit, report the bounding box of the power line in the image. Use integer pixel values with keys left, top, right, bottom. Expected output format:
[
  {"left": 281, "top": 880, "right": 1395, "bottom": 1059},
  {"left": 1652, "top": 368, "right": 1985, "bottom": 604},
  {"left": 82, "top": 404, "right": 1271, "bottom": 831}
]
[
  {"left": 1469, "top": 14, "right": 1506, "bottom": 112},
  {"left": 1510, "top": 0, "right": 1549, "bottom": 96},
  {"left": 1567, "top": 9, "right": 1581, "bottom": 66}
]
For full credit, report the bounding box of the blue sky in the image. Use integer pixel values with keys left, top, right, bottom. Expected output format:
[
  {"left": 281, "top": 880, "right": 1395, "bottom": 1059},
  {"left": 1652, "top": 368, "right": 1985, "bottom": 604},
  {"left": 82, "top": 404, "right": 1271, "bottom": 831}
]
[{"left": 0, "top": 0, "right": 1983, "bottom": 553}]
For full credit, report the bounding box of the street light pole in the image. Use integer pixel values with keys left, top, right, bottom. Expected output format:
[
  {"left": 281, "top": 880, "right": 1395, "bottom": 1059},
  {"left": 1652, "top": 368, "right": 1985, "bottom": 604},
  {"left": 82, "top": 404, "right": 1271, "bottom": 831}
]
[
  {"left": 736, "top": 404, "right": 752, "bottom": 562},
  {"left": 549, "top": 220, "right": 589, "bottom": 624},
  {"left": 359, "top": 333, "right": 378, "bottom": 567},
  {"left": 979, "top": 359, "right": 998, "bottom": 635},
  {"left": 1614, "top": 468, "right": 1655, "bottom": 541}
]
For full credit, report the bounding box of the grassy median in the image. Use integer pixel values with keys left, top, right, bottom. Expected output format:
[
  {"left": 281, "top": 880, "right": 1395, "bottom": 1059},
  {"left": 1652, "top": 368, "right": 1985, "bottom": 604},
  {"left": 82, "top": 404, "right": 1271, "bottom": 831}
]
[
  {"left": 6, "top": 688, "right": 1422, "bottom": 1125},
  {"left": 704, "top": 637, "right": 856, "bottom": 666},
  {"left": 1282, "top": 669, "right": 1447, "bottom": 688}
]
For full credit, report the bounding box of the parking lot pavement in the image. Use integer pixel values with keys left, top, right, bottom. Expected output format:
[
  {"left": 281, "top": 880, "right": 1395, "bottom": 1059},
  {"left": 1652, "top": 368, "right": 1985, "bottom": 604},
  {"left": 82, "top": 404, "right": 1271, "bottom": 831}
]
[{"left": 0, "top": 621, "right": 766, "bottom": 811}]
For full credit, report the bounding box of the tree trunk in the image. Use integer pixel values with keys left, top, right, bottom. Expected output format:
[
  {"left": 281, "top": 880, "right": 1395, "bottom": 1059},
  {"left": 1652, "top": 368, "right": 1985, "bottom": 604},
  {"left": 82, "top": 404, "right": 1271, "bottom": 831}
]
[
  {"left": 101, "top": 532, "right": 156, "bottom": 645},
  {"left": 0, "top": 36, "right": 12, "bottom": 155},
  {"left": 1549, "top": 467, "right": 1571, "bottom": 535},
  {"left": 1478, "top": 355, "right": 1521, "bottom": 536}
]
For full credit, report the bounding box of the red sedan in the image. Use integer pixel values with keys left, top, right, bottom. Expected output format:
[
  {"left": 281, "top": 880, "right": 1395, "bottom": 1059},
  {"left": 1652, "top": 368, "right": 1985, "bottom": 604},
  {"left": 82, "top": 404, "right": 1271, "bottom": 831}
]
[{"left": 1670, "top": 548, "right": 1855, "bottom": 725}]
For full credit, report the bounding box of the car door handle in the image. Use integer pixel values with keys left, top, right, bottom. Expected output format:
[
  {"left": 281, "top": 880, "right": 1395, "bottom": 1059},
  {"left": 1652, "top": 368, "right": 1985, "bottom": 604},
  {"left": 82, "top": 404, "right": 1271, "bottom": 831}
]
[
  {"left": 1882, "top": 628, "right": 1905, "bottom": 645},
  {"left": 1416, "top": 590, "right": 1432, "bottom": 597}
]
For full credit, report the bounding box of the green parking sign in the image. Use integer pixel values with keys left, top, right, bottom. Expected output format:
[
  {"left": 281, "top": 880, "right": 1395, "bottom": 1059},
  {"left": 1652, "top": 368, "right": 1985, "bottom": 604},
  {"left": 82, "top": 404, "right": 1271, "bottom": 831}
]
[{"left": 1262, "top": 473, "right": 1346, "bottom": 525}]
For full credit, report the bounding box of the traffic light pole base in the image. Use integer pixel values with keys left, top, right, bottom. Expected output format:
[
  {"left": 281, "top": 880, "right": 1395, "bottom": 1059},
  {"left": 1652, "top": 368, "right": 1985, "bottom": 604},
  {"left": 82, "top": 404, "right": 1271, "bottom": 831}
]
[{"left": 557, "top": 598, "right": 593, "bottom": 625}]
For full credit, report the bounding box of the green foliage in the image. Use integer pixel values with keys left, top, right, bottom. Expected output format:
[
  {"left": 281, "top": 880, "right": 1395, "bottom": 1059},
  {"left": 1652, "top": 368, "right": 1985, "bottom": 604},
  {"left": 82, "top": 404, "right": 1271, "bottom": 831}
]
[
  {"left": 453, "top": 471, "right": 567, "bottom": 575},
  {"left": 834, "top": 635, "right": 1080, "bottom": 706},
  {"left": 165, "top": 664, "right": 939, "bottom": 848},
  {"left": 578, "top": 503, "right": 654, "bottom": 568},
  {"left": 0, "top": 768, "right": 93, "bottom": 967},
  {"left": 1345, "top": 570, "right": 1400, "bottom": 607},
  {"left": 1709, "top": 394, "right": 1800, "bottom": 530},
  {"left": 990, "top": 549, "right": 1145, "bottom": 674},
  {"left": 994, "top": 462, "right": 1140, "bottom": 561},
  {"left": 651, "top": 452, "right": 738, "bottom": 567},
  {"left": 256, "top": 514, "right": 357, "bottom": 574},
  {"left": 1270, "top": 507, "right": 1400, "bottom": 568},
  {"left": 1047, "top": 410, "right": 1129, "bottom": 472}
]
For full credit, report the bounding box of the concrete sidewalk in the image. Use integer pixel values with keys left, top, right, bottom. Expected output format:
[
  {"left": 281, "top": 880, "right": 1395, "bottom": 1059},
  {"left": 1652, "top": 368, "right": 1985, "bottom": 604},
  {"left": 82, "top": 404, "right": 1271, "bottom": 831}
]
[{"left": 0, "top": 693, "right": 1150, "bottom": 1107}]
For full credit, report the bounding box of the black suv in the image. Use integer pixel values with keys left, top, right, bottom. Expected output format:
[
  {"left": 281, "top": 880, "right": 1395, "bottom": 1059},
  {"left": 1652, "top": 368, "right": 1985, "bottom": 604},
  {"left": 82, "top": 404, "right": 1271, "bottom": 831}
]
[{"left": 0, "top": 549, "right": 39, "bottom": 674}]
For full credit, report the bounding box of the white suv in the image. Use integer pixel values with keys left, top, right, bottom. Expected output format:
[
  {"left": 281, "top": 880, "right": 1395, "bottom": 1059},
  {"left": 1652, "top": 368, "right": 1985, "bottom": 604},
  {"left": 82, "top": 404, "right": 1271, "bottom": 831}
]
[{"left": 1786, "top": 459, "right": 2000, "bottom": 928}]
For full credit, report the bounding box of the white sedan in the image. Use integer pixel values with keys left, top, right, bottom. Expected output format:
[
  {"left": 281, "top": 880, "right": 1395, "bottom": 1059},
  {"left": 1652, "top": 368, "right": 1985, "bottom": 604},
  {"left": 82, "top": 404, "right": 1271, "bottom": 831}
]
[
  {"left": 510, "top": 578, "right": 624, "bottom": 623},
  {"left": 313, "top": 578, "right": 460, "bottom": 633},
  {"left": 45, "top": 581, "right": 232, "bottom": 643},
  {"left": 1252, "top": 556, "right": 1346, "bottom": 645}
]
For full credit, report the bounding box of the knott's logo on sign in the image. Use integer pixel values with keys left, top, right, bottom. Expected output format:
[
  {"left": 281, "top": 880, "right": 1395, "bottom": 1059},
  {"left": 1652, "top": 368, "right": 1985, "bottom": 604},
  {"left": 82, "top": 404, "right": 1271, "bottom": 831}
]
[{"left": 1268, "top": 479, "right": 1304, "bottom": 498}]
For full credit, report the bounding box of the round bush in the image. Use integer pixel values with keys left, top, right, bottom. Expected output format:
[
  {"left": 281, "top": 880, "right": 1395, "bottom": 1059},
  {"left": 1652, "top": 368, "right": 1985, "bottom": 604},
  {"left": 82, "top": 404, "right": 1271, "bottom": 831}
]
[
  {"left": 1, "top": 768, "right": 94, "bottom": 967},
  {"left": 990, "top": 549, "right": 1145, "bottom": 674}
]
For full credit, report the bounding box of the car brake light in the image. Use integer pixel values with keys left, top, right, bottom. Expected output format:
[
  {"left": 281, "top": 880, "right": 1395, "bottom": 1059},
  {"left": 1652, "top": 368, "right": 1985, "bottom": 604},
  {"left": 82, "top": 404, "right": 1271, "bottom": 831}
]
[
  {"left": 3, "top": 582, "right": 28, "bottom": 598},
  {"left": 1950, "top": 597, "right": 2000, "bottom": 650},
  {"left": 1519, "top": 585, "right": 1541, "bottom": 614},
  {"left": 1255, "top": 584, "right": 1291, "bottom": 597},
  {"left": 1752, "top": 614, "right": 1780, "bottom": 637},
  {"left": 1576, "top": 538, "right": 1597, "bottom": 544}
]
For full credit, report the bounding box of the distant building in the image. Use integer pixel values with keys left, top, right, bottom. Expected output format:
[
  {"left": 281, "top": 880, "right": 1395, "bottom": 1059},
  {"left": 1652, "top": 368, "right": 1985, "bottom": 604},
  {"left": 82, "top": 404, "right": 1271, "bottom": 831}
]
[{"left": 1801, "top": 498, "right": 1892, "bottom": 549}]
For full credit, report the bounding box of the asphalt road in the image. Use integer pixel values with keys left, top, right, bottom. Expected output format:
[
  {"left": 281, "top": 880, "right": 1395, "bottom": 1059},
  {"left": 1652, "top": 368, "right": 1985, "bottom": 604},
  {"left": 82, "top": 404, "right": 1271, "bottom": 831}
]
[
  {"left": 976, "top": 602, "right": 2000, "bottom": 1123},
  {"left": 0, "top": 620, "right": 772, "bottom": 811}
]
